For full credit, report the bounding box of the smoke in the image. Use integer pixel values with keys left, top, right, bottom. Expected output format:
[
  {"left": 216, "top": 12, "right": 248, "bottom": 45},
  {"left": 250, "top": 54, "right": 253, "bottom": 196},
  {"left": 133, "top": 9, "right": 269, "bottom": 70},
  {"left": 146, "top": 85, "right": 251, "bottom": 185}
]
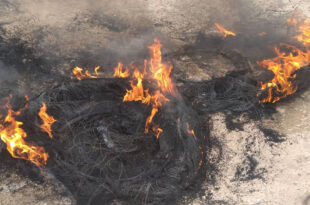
[
  {"left": 0, "top": 0, "right": 308, "bottom": 71},
  {"left": 0, "top": 61, "right": 19, "bottom": 83}
]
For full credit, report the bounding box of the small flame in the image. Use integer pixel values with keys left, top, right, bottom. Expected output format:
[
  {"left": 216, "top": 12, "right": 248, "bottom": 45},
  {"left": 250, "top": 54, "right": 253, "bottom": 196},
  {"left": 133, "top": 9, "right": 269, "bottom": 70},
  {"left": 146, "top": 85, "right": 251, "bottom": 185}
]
[
  {"left": 258, "top": 32, "right": 266, "bottom": 37},
  {"left": 258, "top": 18, "right": 310, "bottom": 103},
  {"left": 72, "top": 66, "right": 100, "bottom": 80},
  {"left": 152, "top": 124, "right": 163, "bottom": 140},
  {"left": 197, "top": 159, "right": 203, "bottom": 171},
  {"left": 0, "top": 96, "right": 49, "bottom": 167},
  {"left": 38, "top": 102, "right": 56, "bottom": 138},
  {"left": 287, "top": 18, "right": 298, "bottom": 26},
  {"left": 186, "top": 121, "right": 204, "bottom": 174},
  {"left": 215, "top": 23, "right": 236, "bottom": 38},
  {"left": 186, "top": 122, "right": 197, "bottom": 141},
  {"left": 113, "top": 62, "right": 130, "bottom": 78}
]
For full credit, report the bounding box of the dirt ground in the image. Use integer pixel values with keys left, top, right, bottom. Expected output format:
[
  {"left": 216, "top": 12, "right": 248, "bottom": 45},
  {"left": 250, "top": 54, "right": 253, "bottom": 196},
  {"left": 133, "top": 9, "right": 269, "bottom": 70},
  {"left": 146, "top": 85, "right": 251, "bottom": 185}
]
[{"left": 0, "top": 0, "right": 309, "bottom": 204}]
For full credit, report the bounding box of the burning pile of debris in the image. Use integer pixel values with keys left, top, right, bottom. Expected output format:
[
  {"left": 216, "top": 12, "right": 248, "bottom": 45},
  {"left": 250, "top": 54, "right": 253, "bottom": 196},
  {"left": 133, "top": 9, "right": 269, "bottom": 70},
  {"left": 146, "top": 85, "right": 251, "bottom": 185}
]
[
  {"left": 0, "top": 39, "right": 208, "bottom": 204},
  {"left": 0, "top": 12, "right": 310, "bottom": 205}
]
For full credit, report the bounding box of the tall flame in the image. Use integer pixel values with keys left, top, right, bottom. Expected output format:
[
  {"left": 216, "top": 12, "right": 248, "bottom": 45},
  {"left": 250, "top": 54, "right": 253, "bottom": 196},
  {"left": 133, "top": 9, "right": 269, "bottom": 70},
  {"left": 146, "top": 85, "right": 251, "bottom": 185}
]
[
  {"left": 258, "top": 18, "right": 310, "bottom": 103},
  {"left": 118, "top": 39, "right": 178, "bottom": 139},
  {"left": 38, "top": 102, "right": 56, "bottom": 138},
  {"left": 123, "top": 68, "right": 169, "bottom": 134},
  {"left": 295, "top": 18, "right": 310, "bottom": 46},
  {"left": 72, "top": 66, "right": 100, "bottom": 80},
  {"left": 214, "top": 23, "right": 236, "bottom": 38},
  {"left": 0, "top": 95, "right": 49, "bottom": 167},
  {"left": 148, "top": 39, "right": 178, "bottom": 96}
]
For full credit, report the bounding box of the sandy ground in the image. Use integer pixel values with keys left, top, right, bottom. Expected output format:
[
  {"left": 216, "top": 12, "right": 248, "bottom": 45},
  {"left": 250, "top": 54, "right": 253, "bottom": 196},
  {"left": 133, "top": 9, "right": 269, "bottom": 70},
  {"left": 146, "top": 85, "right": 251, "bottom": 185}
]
[
  {"left": 0, "top": 0, "right": 310, "bottom": 204},
  {"left": 195, "top": 91, "right": 310, "bottom": 204},
  {"left": 0, "top": 167, "right": 75, "bottom": 205}
]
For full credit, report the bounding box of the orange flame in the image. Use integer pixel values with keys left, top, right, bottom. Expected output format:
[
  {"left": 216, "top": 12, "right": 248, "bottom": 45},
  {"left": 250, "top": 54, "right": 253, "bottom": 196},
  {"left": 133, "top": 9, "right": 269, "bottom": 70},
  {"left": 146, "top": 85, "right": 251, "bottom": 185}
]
[
  {"left": 38, "top": 102, "right": 56, "bottom": 138},
  {"left": 186, "top": 122, "right": 197, "bottom": 141},
  {"left": 148, "top": 39, "right": 178, "bottom": 96},
  {"left": 123, "top": 67, "right": 169, "bottom": 134},
  {"left": 113, "top": 62, "right": 130, "bottom": 78},
  {"left": 123, "top": 68, "right": 149, "bottom": 103},
  {"left": 72, "top": 66, "right": 100, "bottom": 80},
  {"left": 258, "top": 32, "right": 266, "bottom": 37},
  {"left": 295, "top": 19, "right": 310, "bottom": 46},
  {"left": 0, "top": 96, "right": 49, "bottom": 167},
  {"left": 287, "top": 18, "right": 298, "bottom": 26},
  {"left": 215, "top": 23, "right": 236, "bottom": 38},
  {"left": 152, "top": 124, "right": 163, "bottom": 140},
  {"left": 186, "top": 121, "right": 204, "bottom": 173},
  {"left": 119, "top": 39, "right": 177, "bottom": 139},
  {"left": 258, "top": 18, "right": 310, "bottom": 103}
]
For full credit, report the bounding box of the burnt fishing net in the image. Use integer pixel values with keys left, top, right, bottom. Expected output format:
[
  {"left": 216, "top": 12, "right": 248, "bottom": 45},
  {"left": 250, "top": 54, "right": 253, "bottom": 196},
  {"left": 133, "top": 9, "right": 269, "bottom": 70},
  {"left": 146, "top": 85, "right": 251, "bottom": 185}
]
[
  {"left": 171, "top": 49, "right": 263, "bottom": 116},
  {"left": 0, "top": 38, "right": 271, "bottom": 204},
  {"left": 0, "top": 35, "right": 265, "bottom": 205},
  {"left": 30, "top": 69, "right": 263, "bottom": 204},
  {"left": 180, "top": 73, "right": 260, "bottom": 114},
  {"left": 25, "top": 78, "right": 208, "bottom": 205},
  {"left": 0, "top": 50, "right": 266, "bottom": 205}
]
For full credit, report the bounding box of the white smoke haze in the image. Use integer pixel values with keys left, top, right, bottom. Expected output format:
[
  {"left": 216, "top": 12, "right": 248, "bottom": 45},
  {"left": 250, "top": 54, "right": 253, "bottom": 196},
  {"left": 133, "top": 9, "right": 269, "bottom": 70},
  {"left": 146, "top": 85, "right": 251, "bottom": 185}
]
[{"left": 0, "top": 0, "right": 308, "bottom": 64}]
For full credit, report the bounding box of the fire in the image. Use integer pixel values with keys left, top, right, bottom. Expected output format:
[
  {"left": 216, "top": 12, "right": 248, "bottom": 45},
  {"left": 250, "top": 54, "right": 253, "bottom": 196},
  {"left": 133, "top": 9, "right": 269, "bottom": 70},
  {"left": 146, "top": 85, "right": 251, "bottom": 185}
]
[
  {"left": 113, "top": 62, "right": 129, "bottom": 78},
  {"left": 295, "top": 19, "right": 310, "bottom": 46},
  {"left": 0, "top": 95, "right": 49, "bottom": 167},
  {"left": 123, "top": 68, "right": 169, "bottom": 134},
  {"left": 72, "top": 66, "right": 100, "bottom": 80},
  {"left": 38, "top": 102, "right": 56, "bottom": 138},
  {"left": 152, "top": 124, "right": 163, "bottom": 140},
  {"left": 185, "top": 121, "right": 204, "bottom": 173},
  {"left": 214, "top": 23, "right": 236, "bottom": 38},
  {"left": 119, "top": 39, "right": 178, "bottom": 139},
  {"left": 258, "top": 18, "right": 310, "bottom": 103},
  {"left": 186, "top": 122, "right": 197, "bottom": 141},
  {"left": 258, "top": 32, "right": 266, "bottom": 37},
  {"left": 148, "top": 39, "right": 178, "bottom": 96},
  {"left": 287, "top": 18, "right": 298, "bottom": 26}
]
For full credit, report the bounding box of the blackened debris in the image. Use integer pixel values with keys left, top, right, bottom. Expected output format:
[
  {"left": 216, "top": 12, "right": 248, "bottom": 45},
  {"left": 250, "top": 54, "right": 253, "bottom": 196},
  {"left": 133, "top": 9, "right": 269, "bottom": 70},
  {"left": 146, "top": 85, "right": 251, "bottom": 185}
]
[
  {"left": 259, "top": 127, "right": 285, "bottom": 143},
  {"left": 234, "top": 156, "right": 266, "bottom": 181}
]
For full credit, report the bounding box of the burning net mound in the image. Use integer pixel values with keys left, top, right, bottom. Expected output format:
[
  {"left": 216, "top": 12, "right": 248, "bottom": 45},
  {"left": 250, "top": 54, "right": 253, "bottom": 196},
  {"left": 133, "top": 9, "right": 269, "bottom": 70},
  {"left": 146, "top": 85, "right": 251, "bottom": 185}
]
[
  {"left": 37, "top": 78, "right": 206, "bottom": 204},
  {"left": 15, "top": 39, "right": 206, "bottom": 204}
]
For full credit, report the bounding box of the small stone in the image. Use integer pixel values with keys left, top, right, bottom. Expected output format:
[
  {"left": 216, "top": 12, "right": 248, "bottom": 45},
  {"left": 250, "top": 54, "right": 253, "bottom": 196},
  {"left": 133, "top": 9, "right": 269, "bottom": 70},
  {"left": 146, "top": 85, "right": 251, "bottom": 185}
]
[{"left": 180, "top": 55, "right": 190, "bottom": 61}]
